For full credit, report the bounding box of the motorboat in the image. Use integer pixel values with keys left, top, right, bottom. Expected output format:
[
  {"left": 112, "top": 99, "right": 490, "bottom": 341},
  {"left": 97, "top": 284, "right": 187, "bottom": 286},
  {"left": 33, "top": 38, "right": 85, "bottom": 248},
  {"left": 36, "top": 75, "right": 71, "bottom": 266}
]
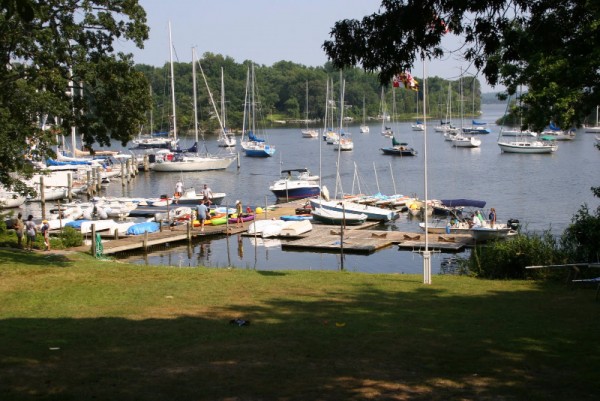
[
  {"left": 269, "top": 168, "right": 320, "bottom": 200},
  {"left": 174, "top": 187, "right": 226, "bottom": 205}
]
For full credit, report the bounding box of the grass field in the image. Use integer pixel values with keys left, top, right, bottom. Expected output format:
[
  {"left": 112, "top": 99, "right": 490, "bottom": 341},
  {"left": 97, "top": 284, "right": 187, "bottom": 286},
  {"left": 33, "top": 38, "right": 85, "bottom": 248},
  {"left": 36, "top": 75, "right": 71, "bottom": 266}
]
[{"left": 0, "top": 249, "right": 598, "bottom": 400}]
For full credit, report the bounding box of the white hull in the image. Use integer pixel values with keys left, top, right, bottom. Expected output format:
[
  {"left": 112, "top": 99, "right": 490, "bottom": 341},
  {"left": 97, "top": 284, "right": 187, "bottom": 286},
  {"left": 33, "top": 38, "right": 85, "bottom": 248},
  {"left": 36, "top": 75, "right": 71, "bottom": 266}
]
[
  {"left": 584, "top": 125, "right": 600, "bottom": 133},
  {"left": 301, "top": 129, "right": 319, "bottom": 138},
  {"left": 152, "top": 155, "right": 235, "bottom": 171},
  {"left": 280, "top": 219, "right": 312, "bottom": 236},
  {"left": 470, "top": 226, "right": 512, "bottom": 241},
  {"left": 80, "top": 219, "right": 119, "bottom": 234},
  {"left": 0, "top": 192, "right": 26, "bottom": 208},
  {"left": 451, "top": 135, "right": 481, "bottom": 148},
  {"left": 359, "top": 125, "right": 370, "bottom": 133},
  {"left": 498, "top": 140, "right": 558, "bottom": 153},
  {"left": 333, "top": 140, "right": 354, "bottom": 151},
  {"left": 310, "top": 198, "right": 397, "bottom": 221}
]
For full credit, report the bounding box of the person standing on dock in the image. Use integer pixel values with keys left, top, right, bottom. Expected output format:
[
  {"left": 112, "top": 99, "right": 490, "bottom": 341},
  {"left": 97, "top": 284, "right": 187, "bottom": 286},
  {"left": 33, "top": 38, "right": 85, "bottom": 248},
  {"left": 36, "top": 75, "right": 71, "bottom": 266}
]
[
  {"left": 235, "top": 200, "right": 243, "bottom": 228},
  {"left": 196, "top": 200, "right": 208, "bottom": 232},
  {"left": 202, "top": 183, "right": 213, "bottom": 205}
]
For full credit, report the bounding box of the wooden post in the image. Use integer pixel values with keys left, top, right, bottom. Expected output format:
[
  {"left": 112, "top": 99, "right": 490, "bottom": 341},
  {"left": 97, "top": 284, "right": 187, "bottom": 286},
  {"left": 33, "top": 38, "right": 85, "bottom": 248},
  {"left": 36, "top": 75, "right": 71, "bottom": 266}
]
[
  {"left": 67, "top": 173, "right": 73, "bottom": 202},
  {"left": 187, "top": 221, "right": 192, "bottom": 241},
  {"left": 126, "top": 159, "right": 132, "bottom": 182},
  {"left": 225, "top": 202, "right": 230, "bottom": 234},
  {"left": 143, "top": 230, "right": 148, "bottom": 251},
  {"left": 39, "top": 176, "right": 46, "bottom": 220},
  {"left": 113, "top": 228, "right": 119, "bottom": 240},
  {"left": 86, "top": 170, "right": 92, "bottom": 197},
  {"left": 143, "top": 154, "right": 149, "bottom": 171},
  {"left": 121, "top": 160, "right": 125, "bottom": 187},
  {"left": 91, "top": 224, "right": 96, "bottom": 255},
  {"left": 95, "top": 166, "right": 102, "bottom": 192}
]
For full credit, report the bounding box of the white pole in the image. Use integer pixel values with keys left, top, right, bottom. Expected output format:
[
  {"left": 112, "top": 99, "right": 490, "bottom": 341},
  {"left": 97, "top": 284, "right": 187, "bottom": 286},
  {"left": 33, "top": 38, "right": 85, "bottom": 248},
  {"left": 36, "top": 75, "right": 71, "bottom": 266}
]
[
  {"left": 389, "top": 161, "right": 397, "bottom": 195},
  {"left": 168, "top": 21, "right": 177, "bottom": 142},
  {"left": 422, "top": 60, "right": 431, "bottom": 285},
  {"left": 192, "top": 48, "right": 198, "bottom": 151},
  {"left": 373, "top": 162, "right": 380, "bottom": 193}
]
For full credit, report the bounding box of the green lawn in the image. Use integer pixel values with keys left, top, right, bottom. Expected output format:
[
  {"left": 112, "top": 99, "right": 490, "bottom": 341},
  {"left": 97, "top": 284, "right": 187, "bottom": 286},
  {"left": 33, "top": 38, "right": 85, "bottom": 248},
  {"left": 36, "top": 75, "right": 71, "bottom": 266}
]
[{"left": 0, "top": 249, "right": 598, "bottom": 400}]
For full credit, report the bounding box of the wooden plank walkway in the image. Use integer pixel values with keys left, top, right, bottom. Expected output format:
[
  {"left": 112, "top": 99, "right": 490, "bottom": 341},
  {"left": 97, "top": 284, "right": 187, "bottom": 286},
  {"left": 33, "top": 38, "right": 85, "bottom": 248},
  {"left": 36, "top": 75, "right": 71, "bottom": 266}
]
[
  {"left": 70, "top": 200, "right": 309, "bottom": 255},
  {"left": 281, "top": 226, "right": 472, "bottom": 254}
]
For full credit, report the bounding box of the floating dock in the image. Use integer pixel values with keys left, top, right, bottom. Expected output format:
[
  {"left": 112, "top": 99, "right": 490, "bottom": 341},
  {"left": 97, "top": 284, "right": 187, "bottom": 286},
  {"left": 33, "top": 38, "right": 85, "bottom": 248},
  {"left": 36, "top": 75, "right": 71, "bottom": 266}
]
[{"left": 69, "top": 199, "right": 474, "bottom": 256}]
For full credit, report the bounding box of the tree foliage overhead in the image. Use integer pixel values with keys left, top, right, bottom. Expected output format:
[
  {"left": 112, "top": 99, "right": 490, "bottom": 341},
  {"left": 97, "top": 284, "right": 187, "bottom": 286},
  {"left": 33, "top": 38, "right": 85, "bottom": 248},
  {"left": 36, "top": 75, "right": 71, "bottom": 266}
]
[
  {"left": 0, "top": 0, "right": 150, "bottom": 193},
  {"left": 323, "top": 0, "right": 600, "bottom": 131}
]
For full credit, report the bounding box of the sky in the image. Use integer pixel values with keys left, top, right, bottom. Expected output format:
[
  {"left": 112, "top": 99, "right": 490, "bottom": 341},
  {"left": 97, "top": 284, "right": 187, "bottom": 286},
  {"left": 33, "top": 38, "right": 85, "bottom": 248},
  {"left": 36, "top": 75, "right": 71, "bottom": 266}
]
[{"left": 116, "top": 0, "right": 500, "bottom": 93}]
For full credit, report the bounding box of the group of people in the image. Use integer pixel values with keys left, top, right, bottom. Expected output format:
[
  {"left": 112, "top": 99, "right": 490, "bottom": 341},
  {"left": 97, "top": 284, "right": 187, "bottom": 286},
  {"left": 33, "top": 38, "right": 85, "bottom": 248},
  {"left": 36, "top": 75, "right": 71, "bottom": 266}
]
[
  {"left": 12, "top": 213, "right": 50, "bottom": 251},
  {"left": 469, "top": 208, "right": 497, "bottom": 228},
  {"left": 174, "top": 181, "right": 214, "bottom": 205},
  {"left": 193, "top": 199, "right": 245, "bottom": 231}
]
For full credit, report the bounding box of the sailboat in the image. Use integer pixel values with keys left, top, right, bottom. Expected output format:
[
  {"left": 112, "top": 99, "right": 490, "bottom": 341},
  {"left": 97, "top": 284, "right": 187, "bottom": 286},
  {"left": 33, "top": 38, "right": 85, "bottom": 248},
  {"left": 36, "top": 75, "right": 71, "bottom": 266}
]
[
  {"left": 359, "top": 96, "right": 370, "bottom": 133},
  {"left": 411, "top": 91, "right": 425, "bottom": 131},
  {"left": 584, "top": 106, "right": 600, "bottom": 133},
  {"left": 380, "top": 86, "right": 416, "bottom": 156},
  {"left": 153, "top": 37, "right": 235, "bottom": 172},
  {"left": 333, "top": 78, "right": 354, "bottom": 151},
  {"left": 379, "top": 87, "right": 393, "bottom": 137},
  {"left": 217, "top": 67, "right": 236, "bottom": 147},
  {"left": 449, "top": 76, "right": 481, "bottom": 148},
  {"left": 497, "top": 95, "right": 558, "bottom": 154},
  {"left": 435, "top": 83, "right": 458, "bottom": 134},
  {"left": 301, "top": 81, "right": 319, "bottom": 138},
  {"left": 240, "top": 64, "right": 276, "bottom": 157},
  {"left": 461, "top": 78, "right": 491, "bottom": 134}
]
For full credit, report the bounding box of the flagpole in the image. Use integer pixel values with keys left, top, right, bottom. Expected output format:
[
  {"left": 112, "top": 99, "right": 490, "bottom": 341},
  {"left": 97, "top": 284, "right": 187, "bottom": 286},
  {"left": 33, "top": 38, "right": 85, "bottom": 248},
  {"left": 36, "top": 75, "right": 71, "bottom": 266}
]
[{"left": 422, "top": 57, "right": 431, "bottom": 285}]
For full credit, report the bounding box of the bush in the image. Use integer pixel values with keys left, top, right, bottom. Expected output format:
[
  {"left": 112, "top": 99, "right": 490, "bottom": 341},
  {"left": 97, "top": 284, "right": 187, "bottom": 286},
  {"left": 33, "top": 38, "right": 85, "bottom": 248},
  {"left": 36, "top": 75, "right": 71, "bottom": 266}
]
[
  {"left": 59, "top": 226, "right": 83, "bottom": 248},
  {"left": 468, "top": 231, "right": 567, "bottom": 279},
  {"left": 561, "top": 203, "right": 600, "bottom": 263}
]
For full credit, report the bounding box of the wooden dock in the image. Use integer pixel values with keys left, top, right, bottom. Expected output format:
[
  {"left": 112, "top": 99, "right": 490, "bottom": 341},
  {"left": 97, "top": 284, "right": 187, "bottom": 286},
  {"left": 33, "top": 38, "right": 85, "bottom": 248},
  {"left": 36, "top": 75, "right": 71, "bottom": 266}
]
[
  {"left": 281, "top": 227, "right": 472, "bottom": 254},
  {"left": 69, "top": 199, "right": 474, "bottom": 256}
]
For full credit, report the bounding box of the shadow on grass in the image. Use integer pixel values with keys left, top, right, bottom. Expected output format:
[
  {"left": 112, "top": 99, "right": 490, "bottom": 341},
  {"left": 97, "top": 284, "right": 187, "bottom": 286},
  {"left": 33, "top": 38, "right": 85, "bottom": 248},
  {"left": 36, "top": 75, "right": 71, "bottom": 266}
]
[
  {"left": 1, "top": 280, "right": 598, "bottom": 401},
  {"left": 0, "top": 248, "right": 72, "bottom": 267}
]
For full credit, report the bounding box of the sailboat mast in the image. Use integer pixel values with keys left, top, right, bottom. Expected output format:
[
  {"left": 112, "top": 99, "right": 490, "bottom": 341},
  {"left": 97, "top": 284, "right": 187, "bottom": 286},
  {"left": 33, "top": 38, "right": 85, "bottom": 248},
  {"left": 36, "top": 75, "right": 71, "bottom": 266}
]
[
  {"left": 242, "top": 67, "right": 249, "bottom": 138},
  {"left": 168, "top": 21, "right": 177, "bottom": 142},
  {"left": 221, "top": 67, "right": 226, "bottom": 130},
  {"left": 192, "top": 48, "right": 198, "bottom": 148},
  {"left": 251, "top": 63, "right": 256, "bottom": 134}
]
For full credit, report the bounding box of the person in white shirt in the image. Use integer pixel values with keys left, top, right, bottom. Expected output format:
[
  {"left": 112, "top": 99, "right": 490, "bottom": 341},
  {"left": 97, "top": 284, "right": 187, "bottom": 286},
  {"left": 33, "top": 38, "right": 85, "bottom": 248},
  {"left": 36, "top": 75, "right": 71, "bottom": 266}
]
[
  {"left": 201, "top": 184, "right": 213, "bottom": 205},
  {"left": 174, "top": 180, "right": 183, "bottom": 204}
]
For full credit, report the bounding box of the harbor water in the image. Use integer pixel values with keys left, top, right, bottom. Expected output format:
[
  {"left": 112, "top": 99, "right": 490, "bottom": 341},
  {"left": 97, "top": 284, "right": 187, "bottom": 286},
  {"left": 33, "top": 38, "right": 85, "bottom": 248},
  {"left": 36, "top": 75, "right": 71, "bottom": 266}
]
[{"left": 21, "top": 104, "right": 600, "bottom": 274}]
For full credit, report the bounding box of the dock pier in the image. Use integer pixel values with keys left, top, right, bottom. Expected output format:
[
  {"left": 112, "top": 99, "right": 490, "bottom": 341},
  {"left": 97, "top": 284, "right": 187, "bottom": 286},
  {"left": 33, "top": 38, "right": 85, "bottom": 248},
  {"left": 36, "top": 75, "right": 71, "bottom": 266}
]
[{"left": 69, "top": 199, "right": 475, "bottom": 256}]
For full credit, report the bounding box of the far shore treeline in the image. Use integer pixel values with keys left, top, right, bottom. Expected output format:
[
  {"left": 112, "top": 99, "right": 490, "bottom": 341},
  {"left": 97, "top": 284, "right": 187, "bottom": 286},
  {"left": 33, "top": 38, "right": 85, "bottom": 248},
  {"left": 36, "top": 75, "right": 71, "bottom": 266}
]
[{"left": 135, "top": 53, "right": 486, "bottom": 136}]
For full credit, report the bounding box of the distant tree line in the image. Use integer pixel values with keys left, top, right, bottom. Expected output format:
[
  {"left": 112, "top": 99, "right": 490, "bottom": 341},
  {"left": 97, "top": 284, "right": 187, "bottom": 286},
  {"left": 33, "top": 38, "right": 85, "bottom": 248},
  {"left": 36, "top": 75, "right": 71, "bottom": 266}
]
[{"left": 135, "top": 53, "right": 483, "bottom": 136}]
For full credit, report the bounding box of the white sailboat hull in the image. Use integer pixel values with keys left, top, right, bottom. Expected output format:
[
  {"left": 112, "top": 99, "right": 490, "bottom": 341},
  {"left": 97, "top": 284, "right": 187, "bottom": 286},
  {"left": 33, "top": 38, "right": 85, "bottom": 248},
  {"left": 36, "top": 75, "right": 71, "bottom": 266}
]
[
  {"left": 152, "top": 155, "right": 235, "bottom": 171},
  {"left": 498, "top": 141, "right": 558, "bottom": 154}
]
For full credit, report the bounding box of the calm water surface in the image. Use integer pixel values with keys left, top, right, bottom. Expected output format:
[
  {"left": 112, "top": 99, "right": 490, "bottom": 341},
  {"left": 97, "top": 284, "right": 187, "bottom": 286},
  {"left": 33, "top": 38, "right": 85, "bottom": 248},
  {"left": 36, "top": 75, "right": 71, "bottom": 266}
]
[{"left": 25, "top": 104, "right": 600, "bottom": 274}]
